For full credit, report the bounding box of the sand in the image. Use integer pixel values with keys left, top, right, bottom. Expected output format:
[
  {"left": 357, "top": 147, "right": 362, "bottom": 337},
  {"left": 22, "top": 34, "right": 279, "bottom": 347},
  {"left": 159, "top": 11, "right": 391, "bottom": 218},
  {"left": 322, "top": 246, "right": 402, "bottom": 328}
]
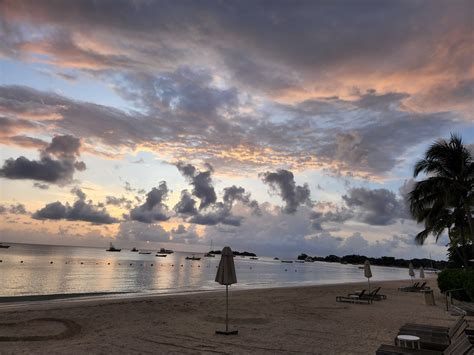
[{"left": 0, "top": 278, "right": 456, "bottom": 354}]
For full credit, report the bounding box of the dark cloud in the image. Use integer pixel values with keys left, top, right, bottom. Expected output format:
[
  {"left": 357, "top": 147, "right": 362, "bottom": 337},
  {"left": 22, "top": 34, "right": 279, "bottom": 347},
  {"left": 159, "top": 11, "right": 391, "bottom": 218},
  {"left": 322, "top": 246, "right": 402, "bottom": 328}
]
[
  {"left": 309, "top": 208, "right": 353, "bottom": 231},
  {"left": 0, "top": 134, "right": 85, "bottom": 185},
  {"left": 188, "top": 202, "right": 242, "bottom": 226},
  {"left": 0, "top": 203, "right": 28, "bottom": 215},
  {"left": 174, "top": 190, "right": 198, "bottom": 215},
  {"left": 261, "top": 169, "right": 312, "bottom": 214},
  {"left": 105, "top": 196, "right": 133, "bottom": 209},
  {"left": 222, "top": 185, "right": 261, "bottom": 215},
  {"left": 342, "top": 187, "right": 409, "bottom": 225},
  {"left": 128, "top": 182, "right": 169, "bottom": 223},
  {"left": 33, "top": 182, "right": 49, "bottom": 189},
  {"left": 176, "top": 163, "right": 216, "bottom": 209},
  {"left": 33, "top": 188, "right": 117, "bottom": 224}
]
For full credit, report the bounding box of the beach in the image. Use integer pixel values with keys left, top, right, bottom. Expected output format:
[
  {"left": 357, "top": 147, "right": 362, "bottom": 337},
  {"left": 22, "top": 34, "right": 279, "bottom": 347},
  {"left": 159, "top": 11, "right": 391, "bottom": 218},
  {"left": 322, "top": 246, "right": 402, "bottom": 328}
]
[{"left": 0, "top": 278, "right": 454, "bottom": 354}]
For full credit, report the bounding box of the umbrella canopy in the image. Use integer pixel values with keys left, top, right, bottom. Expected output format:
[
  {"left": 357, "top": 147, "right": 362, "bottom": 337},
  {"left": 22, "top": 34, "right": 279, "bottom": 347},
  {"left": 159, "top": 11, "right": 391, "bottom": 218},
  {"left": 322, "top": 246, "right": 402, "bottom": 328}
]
[
  {"left": 364, "top": 260, "right": 372, "bottom": 292},
  {"left": 364, "top": 260, "right": 372, "bottom": 279},
  {"left": 419, "top": 266, "right": 425, "bottom": 279},
  {"left": 408, "top": 262, "right": 415, "bottom": 278},
  {"left": 215, "top": 246, "right": 237, "bottom": 286}
]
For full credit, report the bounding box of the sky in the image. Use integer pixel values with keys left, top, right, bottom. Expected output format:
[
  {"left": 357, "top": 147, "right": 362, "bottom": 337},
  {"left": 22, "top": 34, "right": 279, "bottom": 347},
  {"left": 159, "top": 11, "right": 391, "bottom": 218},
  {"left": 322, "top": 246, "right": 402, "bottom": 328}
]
[{"left": 0, "top": 0, "right": 473, "bottom": 259}]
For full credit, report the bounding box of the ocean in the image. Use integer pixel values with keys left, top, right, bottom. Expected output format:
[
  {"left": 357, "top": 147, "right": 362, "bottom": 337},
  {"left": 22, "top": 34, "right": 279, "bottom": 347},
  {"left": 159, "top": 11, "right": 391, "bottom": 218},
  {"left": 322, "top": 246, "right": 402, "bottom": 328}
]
[{"left": 0, "top": 243, "right": 415, "bottom": 299}]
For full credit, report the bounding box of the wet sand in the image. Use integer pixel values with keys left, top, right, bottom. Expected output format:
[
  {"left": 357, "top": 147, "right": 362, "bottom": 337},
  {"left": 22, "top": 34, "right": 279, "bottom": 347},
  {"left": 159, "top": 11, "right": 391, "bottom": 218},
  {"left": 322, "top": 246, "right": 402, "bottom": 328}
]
[{"left": 0, "top": 278, "right": 454, "bottom": 354}]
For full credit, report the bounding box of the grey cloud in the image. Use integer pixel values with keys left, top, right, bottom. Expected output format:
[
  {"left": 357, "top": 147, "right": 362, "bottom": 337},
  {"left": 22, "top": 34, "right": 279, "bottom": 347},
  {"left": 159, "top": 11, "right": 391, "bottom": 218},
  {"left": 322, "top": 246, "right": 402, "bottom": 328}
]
[
  {"left": 105, "top": 196, "right": 133, "bottom": 209},
  {"left": 116, "top": 221, "right": 170, "bottom": 243},
  {"left": 33, "top": 188, "right": 117, "bottom": 224},
  {"left": 129, "top": 182, "right": 169, "bottom": 223},
  {"left": 261, "top": 169, "right": 312, "bottom": 214},
  {"left": 33, "top": 182, "right": 50, "bottom": 189},
  {"left": 222, "top": 185, "right": 261, "bottom": 215},
  {"left": 174, "top": 190, "right": 198, "bottom": 215},
  {"left": 188, "top": 203, "right": 242, "bottom": 226},
  {"left": 0, "top": 203, "right": 28, "bottom": 215},
  {"left": 176, "top": 163, "right": 216, "bottom": 210},
  {"left": 342, "top": 187, "right": 409, "bottom": 225},
  {"left": 0, "top": 134, "right": 85, "bottom": 185}
]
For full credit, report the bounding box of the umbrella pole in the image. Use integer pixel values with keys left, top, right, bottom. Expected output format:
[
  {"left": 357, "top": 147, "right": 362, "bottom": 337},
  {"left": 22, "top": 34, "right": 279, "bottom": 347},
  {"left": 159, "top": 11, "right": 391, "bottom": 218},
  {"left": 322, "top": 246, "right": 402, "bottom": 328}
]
[{"left": 226, "top": 285, "right": 229, "bottom": 332}]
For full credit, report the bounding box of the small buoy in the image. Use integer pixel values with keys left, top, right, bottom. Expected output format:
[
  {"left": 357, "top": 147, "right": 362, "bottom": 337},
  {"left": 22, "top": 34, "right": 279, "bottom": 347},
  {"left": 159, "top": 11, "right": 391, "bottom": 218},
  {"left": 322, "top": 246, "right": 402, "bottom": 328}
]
[
  {"left": 198, "top": 265, "right": 200, "bottom": 267},
  {"left": 171, "top": 264, "right": 174, "bottom": 267},
  {"left": 108, "top": 262, "right": 111, "bottom": 265},
  {"left": 81, "top": 262, "right": 84, "bottom": 265},
  {"left": 295, "top": 269, "right": 297, "bottom": 272},
  {"left": 95, "top": 262, "right": 98, "bottom": 265},
  {"left": 130, "top": 263, "right": 133, "bottom": 266},
  {"left": 20, "top": 260, "right": 23, "bottom": 263},
  {"left": 285, "top": 269, "right": 288, "bottom": 272},
  {"left": 118, "top": 263, "right": 121, "bottom": 265},
  {"left": 151, "top": 264, "right": 153, "bottom": 266},
  {"left": 250, "top": 267, "right": 252, "bottom": 269},
  {"left": 50, "top": 261, "right": 53, "bottom": 264},
  {"left": 65, "top": 262, "right": 68, "bottom": 264},
  {"left": 181, "top": 264, "right": 183, "bottom": 267},
  {"left": 0, "top": 260, "right": 2, "bottom": 262}
]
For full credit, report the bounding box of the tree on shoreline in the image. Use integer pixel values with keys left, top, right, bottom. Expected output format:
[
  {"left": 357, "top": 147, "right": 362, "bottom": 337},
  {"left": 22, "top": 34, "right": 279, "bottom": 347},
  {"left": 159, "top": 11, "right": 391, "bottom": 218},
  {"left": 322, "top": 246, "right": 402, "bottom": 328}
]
[{"left": 409, "top": 134, "right": 473, "bottom": 267}]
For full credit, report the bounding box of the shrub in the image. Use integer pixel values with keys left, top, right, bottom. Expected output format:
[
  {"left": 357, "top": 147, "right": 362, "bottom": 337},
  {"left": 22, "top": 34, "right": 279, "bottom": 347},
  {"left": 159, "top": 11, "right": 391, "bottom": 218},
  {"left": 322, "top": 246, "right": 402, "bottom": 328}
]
[{"left": 437, "top": 268, "right": 474, "bottom": 302}]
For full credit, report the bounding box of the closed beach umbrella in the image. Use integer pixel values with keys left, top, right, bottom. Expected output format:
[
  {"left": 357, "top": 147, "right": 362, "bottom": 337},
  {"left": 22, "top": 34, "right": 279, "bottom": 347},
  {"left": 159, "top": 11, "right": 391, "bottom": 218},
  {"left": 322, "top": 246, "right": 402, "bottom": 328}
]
[
  {"left": 364, "top": 260, "right": 372, "bottom": 292},
  {"left": 419, "top": 266, "right": 425, "bottom": 279},
  {"left": 215, "top": 246, "right": 238, "bottom": 335},
  {"left": 408, "top": 262, "right": 415, "bottom": 281}
]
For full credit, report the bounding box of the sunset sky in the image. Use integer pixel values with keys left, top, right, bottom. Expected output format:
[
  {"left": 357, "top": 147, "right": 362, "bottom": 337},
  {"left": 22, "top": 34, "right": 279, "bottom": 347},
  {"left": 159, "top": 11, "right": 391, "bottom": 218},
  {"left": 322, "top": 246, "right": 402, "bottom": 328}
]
[{"left": 0, "top": 0, "right": 473, "bottom": 259}]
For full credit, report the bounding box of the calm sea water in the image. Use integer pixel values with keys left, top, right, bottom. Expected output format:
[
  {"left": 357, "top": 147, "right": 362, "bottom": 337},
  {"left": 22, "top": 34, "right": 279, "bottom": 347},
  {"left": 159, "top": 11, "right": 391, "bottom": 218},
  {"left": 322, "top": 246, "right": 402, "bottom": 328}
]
[{"left": 0, "top": 243, "right": 415, "bottom": 298}]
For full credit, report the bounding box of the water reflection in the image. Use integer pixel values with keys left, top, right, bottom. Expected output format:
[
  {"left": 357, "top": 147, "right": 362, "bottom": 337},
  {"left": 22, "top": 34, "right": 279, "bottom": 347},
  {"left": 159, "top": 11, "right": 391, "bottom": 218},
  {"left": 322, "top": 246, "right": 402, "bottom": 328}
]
[{"left": 0, "top": 244, "right": 416, "bottom": 297}]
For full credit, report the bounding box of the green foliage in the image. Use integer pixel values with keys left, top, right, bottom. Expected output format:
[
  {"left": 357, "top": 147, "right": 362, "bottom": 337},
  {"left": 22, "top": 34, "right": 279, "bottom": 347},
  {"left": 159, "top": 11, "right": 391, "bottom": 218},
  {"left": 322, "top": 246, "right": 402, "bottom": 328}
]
[{"left": 437, "top": 268, "right": 474, "bottom": 302}]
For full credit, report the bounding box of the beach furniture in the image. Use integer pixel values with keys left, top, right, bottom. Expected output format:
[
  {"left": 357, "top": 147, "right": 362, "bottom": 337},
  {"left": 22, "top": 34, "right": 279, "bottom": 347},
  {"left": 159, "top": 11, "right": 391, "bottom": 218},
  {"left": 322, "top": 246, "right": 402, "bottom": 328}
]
[
  {"left": 376, "top": 318, "right": 473, "bottom": 354},
  {"left": 350, "top": 287, "right": 387, "bottom": 301},
  {"left": 336, "top": 289, "right": 372, "bottom": 304},
  {"left": 215, "top": 246, "right": 238, "bottom": 335},
  {"left": 399, "top": 282, "right": 429, "bottom": 293},
  {"left": 400, "top": 315, "right": 465, "bottom": 339},
  {"left": 376, "top": 332, "right": 473, "bottom": 354}
]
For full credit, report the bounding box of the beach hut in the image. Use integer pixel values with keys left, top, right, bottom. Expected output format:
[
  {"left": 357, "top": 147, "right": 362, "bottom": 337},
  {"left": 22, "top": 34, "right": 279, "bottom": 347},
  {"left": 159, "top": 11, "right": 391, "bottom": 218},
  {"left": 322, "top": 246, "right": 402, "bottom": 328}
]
[
  {"left": 364, "top": 260, "right": 372, "bottom": 292},
  {"left": 408, "top": 262, "right": 415, "bottom": 281},
  {"left": 215, "top": 246, "right": 238, "bottom": 335}
]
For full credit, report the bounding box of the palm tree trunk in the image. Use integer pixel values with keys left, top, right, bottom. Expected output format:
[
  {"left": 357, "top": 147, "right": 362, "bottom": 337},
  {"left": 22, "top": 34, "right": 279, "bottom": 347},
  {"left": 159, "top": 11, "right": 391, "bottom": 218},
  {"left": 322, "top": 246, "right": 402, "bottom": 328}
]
[{"left": 464, "top": 203, "right": 474, "bottom": 259}]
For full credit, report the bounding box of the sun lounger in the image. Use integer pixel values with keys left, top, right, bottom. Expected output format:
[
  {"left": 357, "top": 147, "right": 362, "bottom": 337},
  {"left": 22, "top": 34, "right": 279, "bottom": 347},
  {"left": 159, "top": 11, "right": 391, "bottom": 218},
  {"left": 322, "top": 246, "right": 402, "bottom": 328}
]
[
  {"left": 336, "top": 289, "right": 372, "bottom": 304},
  {"left": 399, "top": 282, "right": 419, "bottom": 291},
  {"left": 400, "top": 315, "right": 465, "bottom": 339},
  {"left": 399, "top": 282, "right": 430, "bottom": 293},
  {"left": 349, "top": 287, "right": 387, "bottom": 301},
  {"left": 376, "top": 329, "right": 473, "bottom": 355}
]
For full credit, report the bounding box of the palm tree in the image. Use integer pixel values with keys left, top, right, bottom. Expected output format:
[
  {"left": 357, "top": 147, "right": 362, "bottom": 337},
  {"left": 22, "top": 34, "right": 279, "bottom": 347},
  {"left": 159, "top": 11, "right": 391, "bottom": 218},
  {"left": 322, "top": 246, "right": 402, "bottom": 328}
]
[{"left": 409, "top": 133, "right": 474, "bottom": 267}]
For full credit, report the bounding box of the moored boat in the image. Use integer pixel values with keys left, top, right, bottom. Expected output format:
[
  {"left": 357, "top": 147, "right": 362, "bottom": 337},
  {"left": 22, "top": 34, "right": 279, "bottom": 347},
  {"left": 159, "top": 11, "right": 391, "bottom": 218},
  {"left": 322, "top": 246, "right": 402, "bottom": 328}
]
[
  {"left": 0, "top": 243, "right": 10, "bottom": 249},
  {"left": 159, "top": 248, "right": 174, "bottom": 254},
  {"left": 131, "top": 247, "right": 138, "bottom": 252},
  {"left": 106, "top": 243, "right": 121, "bottom": 252},
  {"left": 185, "top": 255, "right": 201, "bottom": 260}
]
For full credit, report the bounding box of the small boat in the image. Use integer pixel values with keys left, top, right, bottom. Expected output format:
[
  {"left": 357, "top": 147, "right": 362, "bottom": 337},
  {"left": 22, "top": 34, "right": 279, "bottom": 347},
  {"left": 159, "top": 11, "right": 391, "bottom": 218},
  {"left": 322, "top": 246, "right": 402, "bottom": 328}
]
[
  {"left": 273, "top": 257, "right": 279, "bottom": 260},
  {"left": 250, "top": 257, "right": 259, "bottom": 260},
  {"left": 155, "top": 254, "right": 167, "bottom": 257},
  {"left": 305, "top": 257, "right": 314, "bottom": 262},
  {"left": 138, "top": 251, "right": 151, "bottom": 255},
  {"left": 358, "top": 266, "right": 364, "bottom": 269},
  {"left": 131, "top": 247, "right": 139, "bottom": 252},
  {"left": 185, "top": 255, "right": 201, "bottom": 261},
  {"left": 281, "top": 260, "right": 293, "bottom": 263},
  {"left": 204, "top": 252, "right": 215, "bottom": 257},
  {"left": 106, "top": 243, "right": 121, "bottom": 252},
  {"left": 159, "top": 248, "right": 174, "bottom": 254},
  {"left": 0, "top": 243, "right": 10, "bottom": 249}
]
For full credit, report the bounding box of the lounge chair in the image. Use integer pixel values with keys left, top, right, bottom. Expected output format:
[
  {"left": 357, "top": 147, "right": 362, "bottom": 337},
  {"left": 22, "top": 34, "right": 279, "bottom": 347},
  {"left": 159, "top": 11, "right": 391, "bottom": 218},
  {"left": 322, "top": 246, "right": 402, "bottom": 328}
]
[
  {"left": 336, "top": 289, "right": 372, "bottom": 304},
  {"left": 400, "top": 282, "right": 430, "bottom": 293},
  {"left": 400, "top": 315, "right": 465, "bottom": 339},
  {"left": 399, "top": 282, "right": 419, "bottom": 291},
  {"left": 349, "top": 287, "right": 387, "bottom": 301},
  {"left": 376, "top": 329, "right": 473, "bottom": 355}
]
